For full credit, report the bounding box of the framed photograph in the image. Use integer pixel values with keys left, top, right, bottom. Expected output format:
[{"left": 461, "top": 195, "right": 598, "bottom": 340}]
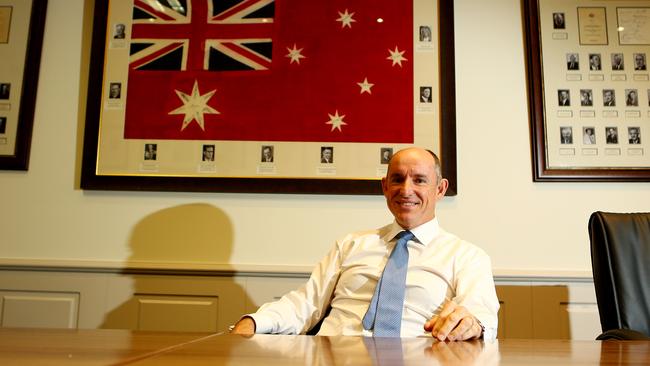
[
  {"left": 524, "top": 0, "right": 650, "bottom": 181},
  {"left": 0, "top": 0, "right": 47, "bottom": 170},
  {"left": 81, "top": 0, "right": 457, "bottom": 194}
]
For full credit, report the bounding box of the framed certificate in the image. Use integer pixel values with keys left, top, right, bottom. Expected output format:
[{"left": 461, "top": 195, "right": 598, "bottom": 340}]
[
  {"left": 524, "top": 0, "right": 650, "bottom": 181},
  {"left": 81, "top": 0, "right": 457, "bottom": 194},
  {"left": 0, "top": 0, "right": 47, "bottom": 170}
]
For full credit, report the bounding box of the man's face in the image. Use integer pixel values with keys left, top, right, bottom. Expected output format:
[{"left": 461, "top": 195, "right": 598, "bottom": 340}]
[
  {"left": 382, "top": 149, "right": 448, "bottom": 229},
  {"left": 423, "top": 88, "right": 431, "bottom": 98},
  {"left": 263, "top": 148, "right": 271, "bottom": 159},
  {"left": 322, "top": 149, "right": 332, "bottom": 160},
  {"left": 630, "top": 129, "right": 639, "bottom": 139},
  {"left": 604, "top": 91, "right": 613, "bottom": 102},
  {"left": 560, "top": 91, "right": 568, "bottom": 100},
  {"left": 110, "top": 84, "right": 120, "bottom": 97},
  {"left": 561, "top": 128, "right": 571, "bottom": 138},
  {"left": 204, "top": 147, "right": 214, "bottom": 159},
  {"left": 636, "top": 55, "right": 644, "bottom": 67}
]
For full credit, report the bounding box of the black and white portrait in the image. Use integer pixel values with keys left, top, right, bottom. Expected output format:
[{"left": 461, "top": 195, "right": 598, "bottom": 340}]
[
  {"left": 602, "top": 89, "right": 616, "bottom": 107},
  {"left": 420, "top": 86, "right": 432, "bottom": 103},
  {"left": 560, "top": 126, "right": 573, "bottom": 144},
  {"left": 109, "top": 82, "right": 121, "bottom": 99},
  {"left": 580, "top": 89, "right": 593, "bottom": 106},
  {"left": 261, "top": 145, "right": 274, "bottom": 163},
  {"left": 320, "top": 146, "right": 334, "bottom": 164},
  {"left": 634, "top": 53, "right": 647, "bottom": 71},
  {"left": 202, "top": 144, "right": 215, "bottom": 162},
  {"left": 611, "top": 53, "right": 624, "bottom": 70},
  {"left": 558, "top": 89, "right": 570, "bottom": 106},
  {"left": 583, "top": 127, "right": 596, "bottom": 145},
  {"left": 625, "top": 89, "right": 638, "bottom": 107},
  {"left": 380, "top": 148, "right": 393, "bottom": 164},
  {"left": 552, "top": 12, "right": 565, "bottom": 29},
  {"left": 144, "top": 143, "right": 157, "bottom": 160},
  {"left": 0, "top": 83, "right": 10, "bottom": 100},
  {"left": 566, "top": 53, "right": 579, "bottom": 70},
  {"left": 0, "top": 117, "right": 6, "bottom": 134},
  {"left": 419, "top": 26, "right": 432, "bottom": 42},
  {"left": 605, "top": 127, "right": 618, "bottom": 144},
  {"left": 589, "top": 53, "right": 601, "bottom": 71},
  {"left": 113, "top": 23, "right": 126, "bottom": 39},
  {"left": 628, "top": 127, "right": 641, "bottom": 144}
]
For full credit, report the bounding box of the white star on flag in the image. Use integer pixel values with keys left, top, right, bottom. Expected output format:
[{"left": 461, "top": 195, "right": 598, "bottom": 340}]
[
  {"left": 387, "top": 46, "right": 408, "bottom": 67},
  {"left": 337, "top": 9, "right": 356, "bottom": 28},
  {"left": 169, "top": 80, "right": 219, "bottom": 131},
  {"left": 326, "top": 110, "right": 347, "bottom": 132},
  {"left": 286, "top": 44, "right": 306, "bottom": 64},
  {"left": 357, "top": 77, "right": 374, "bottom": 94}
]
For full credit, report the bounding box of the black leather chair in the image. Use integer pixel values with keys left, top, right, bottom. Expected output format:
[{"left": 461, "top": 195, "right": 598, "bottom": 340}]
[{"left": 589, "top": 211, "right": 650, "bottom": 340}]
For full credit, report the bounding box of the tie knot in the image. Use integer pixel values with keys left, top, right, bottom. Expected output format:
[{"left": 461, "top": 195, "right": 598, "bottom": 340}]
[{"left": 395, "top": 231, "right": 415, "bottom": 244}]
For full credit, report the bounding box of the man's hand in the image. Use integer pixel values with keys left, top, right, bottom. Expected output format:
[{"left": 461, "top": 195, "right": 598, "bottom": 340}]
[
  {"left": 424, "top": 301, "right": 483, "bottom": 341},
  {"left": 231, "top": 316, "right": 256, "bottom": 336}
]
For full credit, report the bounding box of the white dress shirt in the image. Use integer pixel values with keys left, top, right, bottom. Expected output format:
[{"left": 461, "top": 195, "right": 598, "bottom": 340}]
[{"left": 249, "top": 218, "right": 499, "bottom": 339}]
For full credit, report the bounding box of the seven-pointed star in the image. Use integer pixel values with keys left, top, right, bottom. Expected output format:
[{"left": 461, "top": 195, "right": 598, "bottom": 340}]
[
  {"left": 169, "top": 80, "right": 219, "bottom": 131},
  {"left": 286, "top": 44, "right": 306, "bottom": 64},
  {"left": 326, "top": 110, "right": 348, "bottom": 132},
  {"left": 337, "top": 9, "right": 356, "bottom": 28},
  {"left": 387, "top": 46, "right": 408, "bottom": 67},
  {"left": 357, "top": 77, "right": 374, "bottom": 94}
]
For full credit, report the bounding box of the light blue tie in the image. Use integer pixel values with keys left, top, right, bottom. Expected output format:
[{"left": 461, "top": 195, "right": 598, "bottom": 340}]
[{"left": 362, "top": 231, "right": 415, "bottom": 337}]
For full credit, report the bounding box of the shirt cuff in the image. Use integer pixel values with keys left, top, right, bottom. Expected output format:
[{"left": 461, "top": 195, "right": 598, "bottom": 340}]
[{"left": 247, "top": 313, "right": 274, "bottom": 334}]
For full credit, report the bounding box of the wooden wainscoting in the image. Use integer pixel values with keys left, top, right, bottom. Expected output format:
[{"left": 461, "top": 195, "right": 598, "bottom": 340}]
[{"left": 0, "top": 268, "right": 600, "bottom": 339}]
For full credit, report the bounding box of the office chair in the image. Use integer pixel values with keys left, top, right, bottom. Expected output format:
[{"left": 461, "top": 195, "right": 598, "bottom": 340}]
[{"left": 589, "top": 211, "right": 650, "bottom": 340}]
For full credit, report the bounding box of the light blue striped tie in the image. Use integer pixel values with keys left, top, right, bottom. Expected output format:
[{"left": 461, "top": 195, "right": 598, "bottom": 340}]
[{"left": 362, "top": 231, "right": 415, "bottom": 337}]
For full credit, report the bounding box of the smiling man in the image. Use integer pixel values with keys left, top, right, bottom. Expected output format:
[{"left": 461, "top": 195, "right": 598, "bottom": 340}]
[{"left": 232, "top": 147, "right": 499, "bottom": 340}]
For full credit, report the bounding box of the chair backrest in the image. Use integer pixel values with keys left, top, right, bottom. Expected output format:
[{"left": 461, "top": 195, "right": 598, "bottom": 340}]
[{"left": 589, "top": 211, "right": 650, "bottom": 337}]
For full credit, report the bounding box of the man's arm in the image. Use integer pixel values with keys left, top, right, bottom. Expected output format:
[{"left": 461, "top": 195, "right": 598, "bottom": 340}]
[
  {"left": 425, "top": 245, "right": 499, "bottom": 341},
  {"left": 230, "top": 243, "right": 343, "bottom": 335}
]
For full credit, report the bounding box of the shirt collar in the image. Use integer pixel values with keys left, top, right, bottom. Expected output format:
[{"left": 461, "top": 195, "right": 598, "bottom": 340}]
[{"left": 384, "top": 218, "right": 440, "bottom": 246}]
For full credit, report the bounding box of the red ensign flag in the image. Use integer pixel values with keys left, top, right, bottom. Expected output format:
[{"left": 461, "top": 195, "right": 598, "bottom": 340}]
[{"left": 124, "top": 0, "right": 413, "bottom": 143}]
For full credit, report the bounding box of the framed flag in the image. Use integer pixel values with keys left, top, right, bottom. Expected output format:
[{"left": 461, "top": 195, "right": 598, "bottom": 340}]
[
  {"left": 0, "top": 0, "right": 47, "bottom": 170},
  {"left": 81, "top": 0, "right": 457, "bottom": 194}
]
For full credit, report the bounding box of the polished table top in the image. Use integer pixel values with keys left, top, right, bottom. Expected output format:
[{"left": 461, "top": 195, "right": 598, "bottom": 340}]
[{"left": 1, "top": 328, "right": 649, "bottom": 365}]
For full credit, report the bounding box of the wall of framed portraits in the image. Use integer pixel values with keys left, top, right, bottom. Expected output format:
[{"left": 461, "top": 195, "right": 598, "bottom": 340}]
[{"left": 0, "top": 0, "right": 649, "bottom": 282}]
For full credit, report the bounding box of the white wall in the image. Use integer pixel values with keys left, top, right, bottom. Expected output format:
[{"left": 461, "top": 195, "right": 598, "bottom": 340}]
[{"left": 1, "top": 0, "right": 649, "bottom": 275}]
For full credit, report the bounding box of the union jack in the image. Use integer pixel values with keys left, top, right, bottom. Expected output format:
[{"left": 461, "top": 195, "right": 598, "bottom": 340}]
[{"left": 129, "top": 0, "right": 274, "bottom": 71}]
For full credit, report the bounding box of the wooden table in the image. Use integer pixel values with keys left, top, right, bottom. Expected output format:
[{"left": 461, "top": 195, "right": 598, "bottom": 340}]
[{"left": 1, "top": 328, "right": 649, "bottom": 365}]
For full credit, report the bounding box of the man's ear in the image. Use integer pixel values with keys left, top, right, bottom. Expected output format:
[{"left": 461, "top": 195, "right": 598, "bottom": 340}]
[{"left": 436, "top": 178, "right": 449, "bottom": 198}]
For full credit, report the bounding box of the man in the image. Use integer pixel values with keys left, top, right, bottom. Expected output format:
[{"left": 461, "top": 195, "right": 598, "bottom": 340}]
[
  {"left": 261, "top": 146, "right": 274, "bottom": 162},
  {"left": 611, "top": 53, "right": 624, "bottom": 70},
  {"left": 634, "top": 53, "right": 647, "bottom": 71},
  {"left": 420, "top": 87, "right": 432, "bottom": 103},
  {"left": 109, "top": 83, "right": 121, "bottom": 99},
  {"left": 589, "top": 54, "right": 601, "bottom": 71},
  {"left": 558, "top": 90, "right": 570, "bottom": 106},
  {"left": 606, "top": 127, "right": 618, "bottom": 144},
  {"left": 0, "top": 83, "right": 9, "bottom": 99},
  {"left": 560, "top": 126, "right": 573, "bottom": 144},
  {"left": 114, "top": 23, "right": 126, "bottom": 39},
  {"left": 603, "top": 89, "right": 615, "bottom": 107},
  {"left": 553, "top": 12, "right": 565, "bottom": 29},
  {"left": 232, "top": 148, "right": 499, "bottom": 340},
  {"left": 321, "top": 147, "right": 333, "bottom": 163},
  {"left": 567, "top": 53, "right": 579, "bottom": 70},
  {"left": 629, "top": 127, "right": 641, "bottom": 144},
  {"left": 202, "top": 145, "right": 215, "bottom": 162}
]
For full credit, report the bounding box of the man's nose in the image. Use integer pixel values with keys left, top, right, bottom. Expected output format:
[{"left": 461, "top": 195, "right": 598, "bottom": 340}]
[{"left": 399, "top": 179, "right": 414, "bottom": 194}]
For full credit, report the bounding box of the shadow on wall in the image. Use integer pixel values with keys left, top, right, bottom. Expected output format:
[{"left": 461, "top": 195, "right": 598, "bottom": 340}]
[{"left": 101, "top": 203, "right": 252, "bottom": 333}]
